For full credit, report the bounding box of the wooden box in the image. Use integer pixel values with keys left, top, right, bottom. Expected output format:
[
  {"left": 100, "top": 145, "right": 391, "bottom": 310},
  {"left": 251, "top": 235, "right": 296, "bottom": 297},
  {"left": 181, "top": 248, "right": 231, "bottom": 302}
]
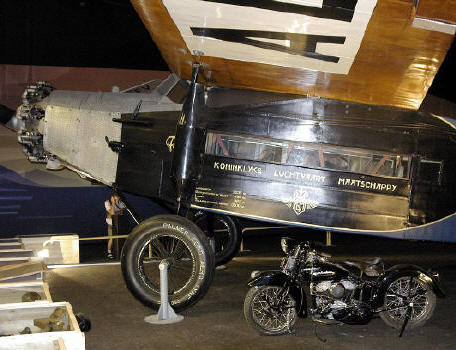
[
  {"left": 0, "top": 260, "right": 45, "bottom": 283},
  {"left": 0, "top": 281, "right": 52, "bottom": 304},
  {"left": 20, "top": 235, "right": 79, "bottom": 265},
  {"left": 0, "top": 302, "right": 84, "bottom": 350}
]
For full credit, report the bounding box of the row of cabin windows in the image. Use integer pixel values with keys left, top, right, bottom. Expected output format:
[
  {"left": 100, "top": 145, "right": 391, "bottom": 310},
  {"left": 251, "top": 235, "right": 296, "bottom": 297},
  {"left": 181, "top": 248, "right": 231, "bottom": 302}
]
[{"left": 205, "top": 132, "right": 412, "bottom": 179}]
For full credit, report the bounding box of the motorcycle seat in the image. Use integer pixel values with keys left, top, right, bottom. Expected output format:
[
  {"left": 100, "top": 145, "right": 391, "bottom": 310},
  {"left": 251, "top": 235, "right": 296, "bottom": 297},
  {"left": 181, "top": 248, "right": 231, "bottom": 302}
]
[{"left": 343, "top": 257, "right": 383, "bottom": 276}]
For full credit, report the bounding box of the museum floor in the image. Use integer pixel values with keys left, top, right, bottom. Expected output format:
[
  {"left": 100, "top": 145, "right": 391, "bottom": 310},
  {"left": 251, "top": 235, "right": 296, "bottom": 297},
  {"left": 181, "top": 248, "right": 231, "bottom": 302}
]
[{"left": 47, "top": 231, "right": 456, "bottom": 350}]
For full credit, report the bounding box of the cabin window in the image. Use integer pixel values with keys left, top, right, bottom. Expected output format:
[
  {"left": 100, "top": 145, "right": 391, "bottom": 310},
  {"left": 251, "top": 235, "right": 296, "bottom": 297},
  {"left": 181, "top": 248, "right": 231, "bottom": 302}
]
[
  {"left": 287, "top": 145, "right": 410, "bottom": 178},
  {"left": 205, "top": 133, "right": 283, "bottom": 164},
  {"left": 418, "top": 159, "right": 442, "bottom": 184},
  {"left": 205, "top": 132, "right": 410, "bottom": 179}
]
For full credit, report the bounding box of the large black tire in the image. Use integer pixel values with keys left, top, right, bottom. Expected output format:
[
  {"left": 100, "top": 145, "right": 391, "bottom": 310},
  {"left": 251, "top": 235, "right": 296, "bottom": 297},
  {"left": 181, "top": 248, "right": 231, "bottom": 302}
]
[
  {"left": 193, "top": 211, "right": 241, "bottom": 266},
  {"left": 380, "top": 274, "right": 436, "bottom": 330},
  {"left": 121, "top": 215, "right": 215, "bottom": 312},
  {"left": 244, "top": 286, "right": 297, "bottom": 335}
]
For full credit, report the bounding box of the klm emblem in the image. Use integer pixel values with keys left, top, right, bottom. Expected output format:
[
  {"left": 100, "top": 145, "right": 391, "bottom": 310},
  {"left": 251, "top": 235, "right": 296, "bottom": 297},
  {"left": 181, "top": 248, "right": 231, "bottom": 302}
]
[
  {"left": 166, "top": 136, "right": 175, "bottom": 152},
  {"left": 286, "top": 187, "right": 318, "bottom": 216},
  {"left": 178, "top": 113, "right": 186, "bottom": 126}
]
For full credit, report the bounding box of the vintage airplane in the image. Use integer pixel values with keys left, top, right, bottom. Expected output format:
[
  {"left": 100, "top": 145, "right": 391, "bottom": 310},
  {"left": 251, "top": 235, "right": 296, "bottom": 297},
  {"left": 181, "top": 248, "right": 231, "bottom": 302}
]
[{"left": 14, "top": 0, "right": 456, "bottom": 310}]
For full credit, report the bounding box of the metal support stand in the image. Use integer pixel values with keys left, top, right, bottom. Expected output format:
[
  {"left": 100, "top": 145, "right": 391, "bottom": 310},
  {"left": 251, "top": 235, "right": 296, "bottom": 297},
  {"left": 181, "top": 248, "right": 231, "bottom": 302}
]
[
  {"left": 144, "top": 259, "right": 184, "bottom": 325},
  {"left": 325, "top": 231, "right": 332, "bottom": 246}
]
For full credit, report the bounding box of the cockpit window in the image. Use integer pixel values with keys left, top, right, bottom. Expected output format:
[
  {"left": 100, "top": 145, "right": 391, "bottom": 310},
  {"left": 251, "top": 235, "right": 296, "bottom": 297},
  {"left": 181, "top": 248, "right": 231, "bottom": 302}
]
[
  {"left": 418, "top": 159, "right": 442, "bottom": 184},
  {"left": 205, "top": 132, "right": 410, "bottom": 179}
]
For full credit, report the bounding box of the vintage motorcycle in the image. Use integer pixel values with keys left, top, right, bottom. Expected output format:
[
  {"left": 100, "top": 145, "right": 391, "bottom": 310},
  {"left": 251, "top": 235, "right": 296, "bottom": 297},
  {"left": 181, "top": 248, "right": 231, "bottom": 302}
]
[{"left": 244, "top": 238, "right": 445, "bottom": 336}]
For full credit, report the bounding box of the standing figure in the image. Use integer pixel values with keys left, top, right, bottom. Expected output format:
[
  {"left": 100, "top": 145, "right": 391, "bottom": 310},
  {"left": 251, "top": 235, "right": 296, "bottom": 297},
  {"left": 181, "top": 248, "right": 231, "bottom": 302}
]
[{"left": 105, "top": 194, "right": 125, "bottom": 259}]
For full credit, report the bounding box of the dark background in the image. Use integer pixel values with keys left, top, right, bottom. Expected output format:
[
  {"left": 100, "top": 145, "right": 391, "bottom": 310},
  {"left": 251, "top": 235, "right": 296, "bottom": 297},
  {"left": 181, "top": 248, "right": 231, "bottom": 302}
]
[
  {"left": 0, "top": 0, "right": 168, "bottom": 70},
  {"left": 0, "top": 0, "right": 454, "bottom": 103}
]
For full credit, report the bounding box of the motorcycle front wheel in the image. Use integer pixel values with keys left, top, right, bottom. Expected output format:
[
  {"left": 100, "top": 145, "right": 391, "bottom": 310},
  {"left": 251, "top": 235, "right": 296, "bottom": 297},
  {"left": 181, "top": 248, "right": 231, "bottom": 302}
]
[
  {"left": 244, "top": 286, "right": 297, "bottom": 335},
  {"left": 380, "top": 275, "right": 436, "bottom": 329}
]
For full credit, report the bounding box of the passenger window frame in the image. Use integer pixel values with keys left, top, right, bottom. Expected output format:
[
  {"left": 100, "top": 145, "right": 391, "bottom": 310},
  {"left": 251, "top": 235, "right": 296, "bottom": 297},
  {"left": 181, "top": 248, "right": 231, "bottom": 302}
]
[{"left": 205, "top": 131, "right": 411, "bottom": 180}]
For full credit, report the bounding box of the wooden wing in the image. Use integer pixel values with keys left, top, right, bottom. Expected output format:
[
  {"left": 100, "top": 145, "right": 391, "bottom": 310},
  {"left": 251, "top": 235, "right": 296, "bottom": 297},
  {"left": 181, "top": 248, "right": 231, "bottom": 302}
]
[{"left": 132, "top": 0, "right": 455, "bottom": 109}]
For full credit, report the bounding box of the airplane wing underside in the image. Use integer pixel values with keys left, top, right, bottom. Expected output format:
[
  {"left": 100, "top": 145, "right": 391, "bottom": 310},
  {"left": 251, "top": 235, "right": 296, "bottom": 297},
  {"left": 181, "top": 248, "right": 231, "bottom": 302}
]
[{"left": 132, "top": 0, "right": 455, "bottom": 110}]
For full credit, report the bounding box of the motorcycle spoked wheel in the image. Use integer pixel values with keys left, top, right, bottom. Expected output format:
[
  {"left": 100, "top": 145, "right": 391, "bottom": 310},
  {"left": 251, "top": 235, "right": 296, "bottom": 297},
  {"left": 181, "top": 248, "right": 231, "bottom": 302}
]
[
  {"left": 244, "top": 286, "right": 297, "bottom": 335},
  {"left": 121, "top": 215, "right": 215, "bottom": 312},
  {"left": 380, "top": 275, "right": 436, "bottom": 329}
]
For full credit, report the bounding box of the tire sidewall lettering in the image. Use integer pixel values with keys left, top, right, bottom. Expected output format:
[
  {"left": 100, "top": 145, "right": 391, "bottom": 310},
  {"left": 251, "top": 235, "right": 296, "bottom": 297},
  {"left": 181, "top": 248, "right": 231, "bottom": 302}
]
[{"left": 132, "top": 222, "right": 208, "bottom": 305}]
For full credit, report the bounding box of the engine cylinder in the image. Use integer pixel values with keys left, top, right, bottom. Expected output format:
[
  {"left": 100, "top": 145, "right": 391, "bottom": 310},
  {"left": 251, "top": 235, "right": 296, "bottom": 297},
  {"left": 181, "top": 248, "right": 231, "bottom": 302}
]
[{"left": 329, "top": 282, "right": 345, "bottom": 299}]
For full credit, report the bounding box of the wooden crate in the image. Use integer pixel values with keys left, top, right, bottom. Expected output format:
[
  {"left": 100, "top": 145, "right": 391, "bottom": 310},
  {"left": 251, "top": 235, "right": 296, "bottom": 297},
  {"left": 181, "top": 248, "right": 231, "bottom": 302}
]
[
  {"left": 0, "top": 302, "right": 84, "bottom": 350},
  {"left": 0, "top": 242, "right": 23, "bottom": 250},
  {"left": 0, "top": 261, "right": 45, "bottom": 283},
  {"left": 0, "top": 238, "right": 20, "bottom": 243},
  {"left": 0, "top": 250, "right": 35, "bottom": 258},
  {"left": 20, "top": 235, "right": 79, "bottom": 265},
  {"left": 0, "top": 257, "right": 31, "bottom": 267},
  {"left": 0, "top": 281, "right": 52, "bottom": 304},
  {"left": 0, "top": 337, "right": 69, "bottom": 350}
]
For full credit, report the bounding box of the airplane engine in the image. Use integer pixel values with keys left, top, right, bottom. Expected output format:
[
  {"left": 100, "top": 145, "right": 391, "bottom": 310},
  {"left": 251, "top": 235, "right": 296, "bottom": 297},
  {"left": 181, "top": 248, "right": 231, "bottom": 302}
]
[{"left": 16, "top": 81, "right": 180, "bottom": 186}]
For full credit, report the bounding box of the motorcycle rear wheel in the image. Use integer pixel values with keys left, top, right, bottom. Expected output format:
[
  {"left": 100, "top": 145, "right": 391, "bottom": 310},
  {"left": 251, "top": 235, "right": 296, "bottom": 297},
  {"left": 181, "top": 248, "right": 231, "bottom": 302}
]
[
  {"left": 244, "top": 286, "right": 297, "bottom": 335},
  {"left": 380, "top": 275, "right": 436, "bottom": 329}
]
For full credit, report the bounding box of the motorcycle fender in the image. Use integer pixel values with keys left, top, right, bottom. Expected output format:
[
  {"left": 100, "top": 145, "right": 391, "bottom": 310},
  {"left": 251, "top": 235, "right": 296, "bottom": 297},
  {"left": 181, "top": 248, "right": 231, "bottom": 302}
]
[
  {"left": 382, "top": 264, "right": 446, "bottom": 299},
  {"left": 247, "top": 271, "right": 307, "bottom": 318},
  {"left": 247, "top": 270, "right": 288, "bottom": 288}
]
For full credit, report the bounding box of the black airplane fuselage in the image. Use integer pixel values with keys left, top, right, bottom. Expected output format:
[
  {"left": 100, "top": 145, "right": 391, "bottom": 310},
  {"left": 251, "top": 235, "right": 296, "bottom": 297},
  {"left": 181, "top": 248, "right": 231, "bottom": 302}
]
[{"left": 114, "top": 85, "right": 456, "bottom": 233}]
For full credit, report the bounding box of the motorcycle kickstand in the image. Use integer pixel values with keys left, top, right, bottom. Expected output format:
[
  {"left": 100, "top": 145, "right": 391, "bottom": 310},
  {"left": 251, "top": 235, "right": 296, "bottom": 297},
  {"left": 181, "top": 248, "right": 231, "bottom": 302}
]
[
  {"left": 399, "top": 303, "right": 413, "bottom": 337},
  {"left": 399, "top": 275, "right": 415, "bottom": 338}
]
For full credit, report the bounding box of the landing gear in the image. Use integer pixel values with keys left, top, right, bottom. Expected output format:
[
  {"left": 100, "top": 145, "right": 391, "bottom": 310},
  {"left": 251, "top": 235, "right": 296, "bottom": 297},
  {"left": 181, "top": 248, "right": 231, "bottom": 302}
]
[
  {"left": 192, "top": 211, "right": 242, "bottom": 266},
  {"left": 121, "top": 215, "right": 215, "bottom": 312}
]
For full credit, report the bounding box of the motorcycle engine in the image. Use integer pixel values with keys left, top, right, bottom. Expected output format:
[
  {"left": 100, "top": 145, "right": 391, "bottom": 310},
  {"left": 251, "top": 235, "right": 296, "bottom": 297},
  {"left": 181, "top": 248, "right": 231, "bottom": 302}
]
[
  {"left": 312, "top": 279, "right": 371, "bottom": 323},
  {"left": 314, "top": 279, "right": 356, "bottom": 300}
]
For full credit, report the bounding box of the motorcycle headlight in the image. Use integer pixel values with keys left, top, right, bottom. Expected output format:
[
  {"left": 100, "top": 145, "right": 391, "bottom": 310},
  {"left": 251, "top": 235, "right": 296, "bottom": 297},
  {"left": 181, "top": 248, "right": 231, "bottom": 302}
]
[
  {"left": 250, "top": 270, "right": 260, "bottom": 278},
  {"left": 281, "top": 237, "right": 298, "bottom": 254}
]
